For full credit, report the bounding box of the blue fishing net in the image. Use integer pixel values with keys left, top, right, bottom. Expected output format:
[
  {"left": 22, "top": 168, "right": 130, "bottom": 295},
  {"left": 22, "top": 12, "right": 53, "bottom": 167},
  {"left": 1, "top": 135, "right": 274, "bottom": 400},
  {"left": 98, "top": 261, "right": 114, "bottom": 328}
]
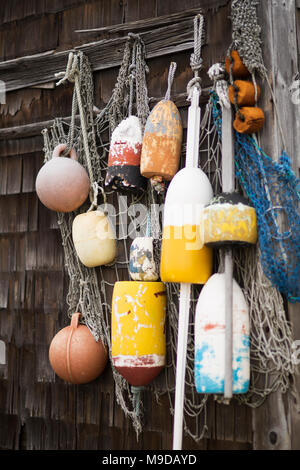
[{"left": 211, "top": 92, "right": 300, "bottom": 303}]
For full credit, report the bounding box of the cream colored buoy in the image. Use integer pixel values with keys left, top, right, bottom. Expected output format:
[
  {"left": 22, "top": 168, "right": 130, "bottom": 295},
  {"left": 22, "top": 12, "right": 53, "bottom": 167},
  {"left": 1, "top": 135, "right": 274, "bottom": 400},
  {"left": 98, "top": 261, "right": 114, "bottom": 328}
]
[
  {"left": 194, "top": 273, "right": 250, "bottom": 394},
  {"left": 72, "top": 210, "right": 117, "bottom": 267},
  {"left": 160, "top": 167, "right": 213, "bottom": 285},
  {"left": 111, "top": 281, "right": 166, "bottom": 386}
]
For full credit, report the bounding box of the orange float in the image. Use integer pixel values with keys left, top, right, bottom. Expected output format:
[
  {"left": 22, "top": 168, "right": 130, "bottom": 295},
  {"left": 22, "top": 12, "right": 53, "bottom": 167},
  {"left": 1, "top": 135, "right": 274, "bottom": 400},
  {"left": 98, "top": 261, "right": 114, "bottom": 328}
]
[
  {"left": 140, "top": 99, "right": 183, "bottom": 191},
  {"left": 225, "top": 50, "right": 250, "bottom": 79},
  {"left": 233, "top": 106, "right": 265, "bottom": 134},
  {"left": 228, "top": 80, "right": 261, "bottom": 107},
  {"left": 49, "top": 313, "right": 108, "bottom": 384}
]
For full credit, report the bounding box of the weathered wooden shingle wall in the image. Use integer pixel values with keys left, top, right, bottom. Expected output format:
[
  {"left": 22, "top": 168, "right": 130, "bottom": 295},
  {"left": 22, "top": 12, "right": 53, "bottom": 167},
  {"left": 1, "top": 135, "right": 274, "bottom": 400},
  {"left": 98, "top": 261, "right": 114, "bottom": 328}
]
[{"left": 3, "top": 0, "right": 295, "bottom": 450}]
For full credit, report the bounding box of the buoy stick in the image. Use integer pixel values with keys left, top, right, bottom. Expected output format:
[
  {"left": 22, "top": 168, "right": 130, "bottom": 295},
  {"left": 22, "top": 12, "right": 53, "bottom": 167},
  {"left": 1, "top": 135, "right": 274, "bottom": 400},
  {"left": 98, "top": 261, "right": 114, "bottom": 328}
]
[
  {"left": 172, "top": 85, "right": 201, "bottom": 450},
  {"left": 221, "top": 105, "right": 235, "bottom": 399},
  {"left": 172, "top": 282, "right": 191, "bottom": 450}
]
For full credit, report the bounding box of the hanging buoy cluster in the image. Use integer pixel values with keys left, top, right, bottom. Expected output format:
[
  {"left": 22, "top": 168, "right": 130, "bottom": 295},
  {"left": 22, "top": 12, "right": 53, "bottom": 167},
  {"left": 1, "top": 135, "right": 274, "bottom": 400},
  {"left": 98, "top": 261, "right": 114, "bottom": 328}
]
[{"left": 226, "top": 50, "right": 265, "bottom": 134}]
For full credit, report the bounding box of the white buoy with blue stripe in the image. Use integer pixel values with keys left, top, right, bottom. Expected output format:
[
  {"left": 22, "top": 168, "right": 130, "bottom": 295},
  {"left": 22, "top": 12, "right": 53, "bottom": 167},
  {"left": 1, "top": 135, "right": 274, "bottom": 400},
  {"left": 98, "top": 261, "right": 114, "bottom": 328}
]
[{"left": 194, "top": 273, "right": 250, "bottom": 394}]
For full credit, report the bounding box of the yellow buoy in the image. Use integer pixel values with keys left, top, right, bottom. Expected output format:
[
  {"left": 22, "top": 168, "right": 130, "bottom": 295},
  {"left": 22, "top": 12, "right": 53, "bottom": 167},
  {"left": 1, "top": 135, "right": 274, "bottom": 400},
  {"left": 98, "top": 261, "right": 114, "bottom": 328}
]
[
  {"left": 72, "top": 210, "right": 117, "bottom": 267},
  {"left": 203, "top": 193, "right": 257, "bottom": 248},
  {"left": 111, "top": 281, "right": 166, "bottom": 386}
]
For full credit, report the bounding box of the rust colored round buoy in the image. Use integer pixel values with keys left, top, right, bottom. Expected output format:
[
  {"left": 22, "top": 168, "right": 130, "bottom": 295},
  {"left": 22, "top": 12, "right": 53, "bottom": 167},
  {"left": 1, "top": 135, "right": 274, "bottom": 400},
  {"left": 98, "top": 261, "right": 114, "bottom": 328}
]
[
  {"left": 225, "top": 50, "right": 250, "bottom": 79},
  {"left": 233, "top": 107, "right": 265, "bottom": 134},
  {"left": 36, "top": 144, "right": 90, "bottom": 213},
  {"left": 49, "top": 313, "right": 108, "bottom": 384},
  {"left": 228, "top": 80, "right": 261, "bottom": 107}
]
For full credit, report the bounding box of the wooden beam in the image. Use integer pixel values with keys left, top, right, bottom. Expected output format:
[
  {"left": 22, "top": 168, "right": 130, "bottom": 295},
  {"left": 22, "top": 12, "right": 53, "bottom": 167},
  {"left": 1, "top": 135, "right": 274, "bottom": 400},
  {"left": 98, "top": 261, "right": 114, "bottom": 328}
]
[{"left": 0, "top": 18, "right": 196, "bottom": 93}]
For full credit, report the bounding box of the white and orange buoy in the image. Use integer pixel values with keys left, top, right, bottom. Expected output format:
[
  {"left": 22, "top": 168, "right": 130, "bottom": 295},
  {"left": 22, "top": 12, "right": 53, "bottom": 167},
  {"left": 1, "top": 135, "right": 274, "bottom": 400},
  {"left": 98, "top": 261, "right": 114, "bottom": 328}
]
[
  {"left": 36, "top": 144, "right": 90, "bottom": 213},
  {"left": 72, "top": 209, "right": 117, "bottom": 268},
  {"left": 160, "top": 167, "right": 213, "bottom": 285},
  {"left": 194, "top": 273, "right": 250, "bottom": 394},
  {"left": 111, "top": 281, "right": 166, "bottom": 386},
  {"left": 105, "top": 116, "right": 146, "bottom": 192}
]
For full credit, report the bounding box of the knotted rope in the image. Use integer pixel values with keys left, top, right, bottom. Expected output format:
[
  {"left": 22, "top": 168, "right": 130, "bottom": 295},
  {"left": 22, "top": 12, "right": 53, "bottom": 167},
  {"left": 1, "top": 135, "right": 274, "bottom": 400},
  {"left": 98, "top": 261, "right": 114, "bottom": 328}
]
[{"left": 187, "top": 13, "right": 205, "bottom": 100}]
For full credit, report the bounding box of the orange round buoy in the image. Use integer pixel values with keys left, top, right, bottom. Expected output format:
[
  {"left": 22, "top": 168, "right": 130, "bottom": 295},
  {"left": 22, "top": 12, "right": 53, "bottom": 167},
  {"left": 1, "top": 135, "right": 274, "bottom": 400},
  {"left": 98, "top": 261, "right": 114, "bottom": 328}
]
[
  {"left": 228, "top": 80, "right": 261, "bottom": 107},
  {"left": 36, "top": 144, "right": 90, "bottom": 213},
  {"left": 140, "top": 100, "right": 182, "bottom": 190},
  {"left": 233, "top": 107, "right": 265, "bottom": 134},
  {"left": 49, "top": 313, "right": 108, "bottom": 384},
  {"left": 225, "top": 50, "right": 250, "bottom": 79}
]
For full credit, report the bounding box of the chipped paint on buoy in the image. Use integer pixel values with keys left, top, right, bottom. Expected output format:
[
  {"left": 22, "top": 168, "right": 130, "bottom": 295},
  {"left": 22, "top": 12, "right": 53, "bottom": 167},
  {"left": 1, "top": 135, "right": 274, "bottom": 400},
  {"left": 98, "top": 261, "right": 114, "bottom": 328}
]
[
  {"left": 141, "top": 100, "right": 182, "bottom": 182},
  {"left": 111, "top": 281, "right": 166, "bottom": 386},
  {"left": 203, "top": 194, "right": 257, "bottom": 248},
  {"left": 194, "top": 273, "right": 250, "bottom": 394},
  {"left": 160, "top": 167, "right": 213, "bottom": 284},
  {"left": 129, "top": 237, "right": 158, "bottom": 281},
  {"left": 105, "top": 116, "right": 146, "bottom": 191}
]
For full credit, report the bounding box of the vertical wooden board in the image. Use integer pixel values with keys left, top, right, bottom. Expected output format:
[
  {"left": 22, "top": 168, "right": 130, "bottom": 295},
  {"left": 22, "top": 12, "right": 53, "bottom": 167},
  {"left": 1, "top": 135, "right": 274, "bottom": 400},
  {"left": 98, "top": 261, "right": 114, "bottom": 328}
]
[
  {"left": 0, "top": 279, "right": 9, "bottom": 309},
  {"left": 25, "top": 233, "right": 37, "bottom": 271},
  {"left": 22, "top": 153, "right": 42, "bottom": 194},
  {"left": 37, "top": 231, "right": 64, "bottom": 271},
  {"left": 43, "top": 271, "right": 64, "bottom": 313},
  {"left": 0, "top": 158, "right": 8, "bottom": 195},
  {"left": 0, "top": 414, "right": 21, "bottom": 450},
  {"left": 58, "top": 0, "right": 124, "bottom": 50},
  {"left": 125, "top": 0, "right": 157, "bottom": 22},
  {"left": 3, "top": 14, "right": 59, "bottom": 61},
  {"left": 28, "top": 194, "right": 39, "bottom": 232},
  {"left": 0, "top": 237, "right": 10, "bottom": 273}
]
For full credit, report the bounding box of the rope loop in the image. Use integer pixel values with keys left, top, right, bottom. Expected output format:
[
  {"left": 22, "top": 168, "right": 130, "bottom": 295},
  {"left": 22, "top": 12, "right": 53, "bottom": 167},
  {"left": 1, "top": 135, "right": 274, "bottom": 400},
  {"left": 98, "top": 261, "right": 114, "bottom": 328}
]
[{"left": 164, "top": 61, "right": 177, "bottom": 101}]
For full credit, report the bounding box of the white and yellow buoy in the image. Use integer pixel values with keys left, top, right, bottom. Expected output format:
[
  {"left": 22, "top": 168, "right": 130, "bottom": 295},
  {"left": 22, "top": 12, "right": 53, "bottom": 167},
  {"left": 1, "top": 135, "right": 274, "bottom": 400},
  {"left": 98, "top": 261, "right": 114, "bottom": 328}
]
[
  {"left": 160, "top": 167, "right": 213, "bottom": 285},
  {"left": 111, "top": 281, "right": 166, "bottom": 386},
  {"left": 203, "top": 193, "right": 257, "bottom": 248}
]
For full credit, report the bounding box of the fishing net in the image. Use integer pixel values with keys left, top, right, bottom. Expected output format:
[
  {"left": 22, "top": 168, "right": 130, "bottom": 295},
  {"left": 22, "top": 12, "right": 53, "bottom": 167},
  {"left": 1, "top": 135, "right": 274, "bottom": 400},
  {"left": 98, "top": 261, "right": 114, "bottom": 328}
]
[
  {"left": 210, "top": 90, "right": 296, "bottom": 407},
  {"left": 40, "top": 7, "right": 297, "bottom": 445}
]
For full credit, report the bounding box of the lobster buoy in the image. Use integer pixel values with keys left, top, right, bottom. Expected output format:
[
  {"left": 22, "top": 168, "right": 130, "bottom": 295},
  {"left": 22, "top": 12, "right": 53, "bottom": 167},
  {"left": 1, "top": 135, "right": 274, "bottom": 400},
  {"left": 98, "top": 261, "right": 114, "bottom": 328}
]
[
  {"left": 194, "top": 273, "right": 250, "bottom": 394},
  {"left": 72, "top": 210, "right": 117, "bottom": 268},
  {"left": 228, "top": 80, "right": 261, "bottom": 107},
  {"left": 129, "top": 237, "right": 158, "bottom": 281},
  {"left": 203, "top": 193, "right": 258, "bottom": 248},
  {"left": 225, "top": 50, "right": 250, "bottom": 79},
  {"left": 105, "top": 116, "right": 146, "bottom": 192},
  {"left": 111, "top": 281, "right": 166, "bottom": 386},
  {"left": 140, "top": 100, "right": 183, "bottom": 192},
  {"left": 233, "top": 106, "right": 265, "bottom": 134},
  {"left": 36, "top": 144, "right": 90, "bottom": 212},
  {"left": 49, "top": 313, "right": 108, "bottom": 384},
  {"left": 160, "top": 167, "right": 213, "bottom": 284}
]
